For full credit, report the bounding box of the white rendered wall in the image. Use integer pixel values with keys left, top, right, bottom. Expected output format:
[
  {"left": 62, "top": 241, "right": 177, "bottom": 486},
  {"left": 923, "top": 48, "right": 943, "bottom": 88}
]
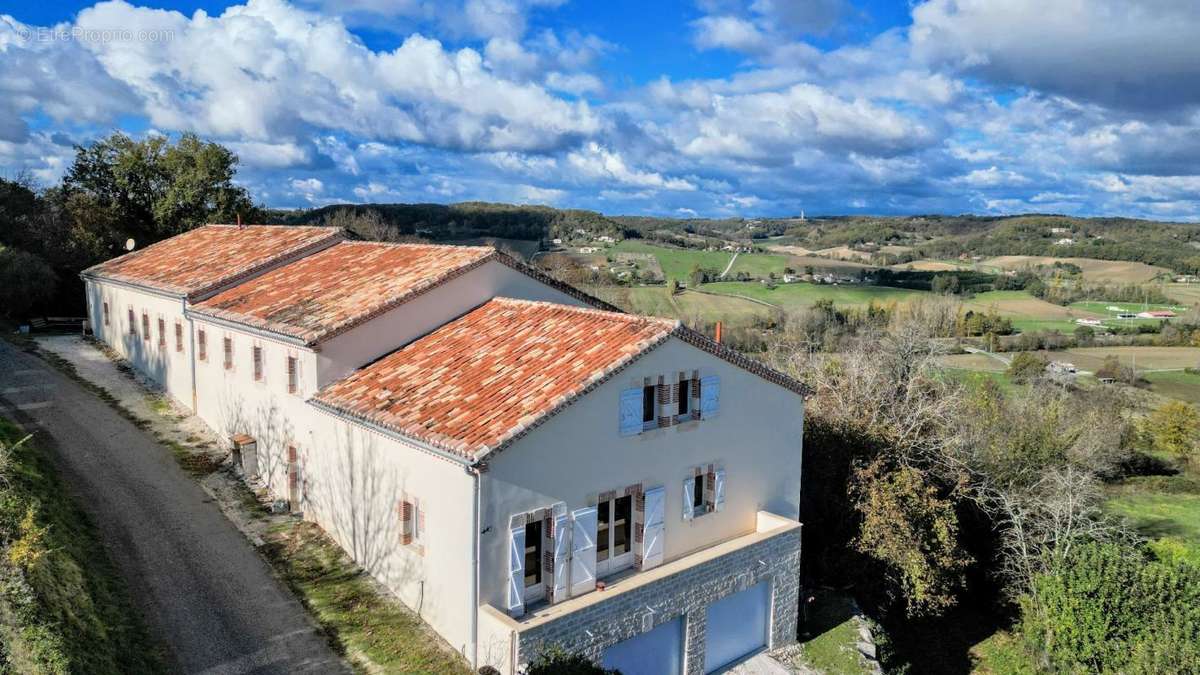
[
  {"left": 303, "top": 412, "right": 478, "bottom": 658},
  {"left": 477, "top": 336, "right": 805, "bottom": 612},
  {"left": 86, "top": 279, "right": 195, "bottom": 410},
  {"left": 316, "top": 259, "right": 589, "bottom": 387}
]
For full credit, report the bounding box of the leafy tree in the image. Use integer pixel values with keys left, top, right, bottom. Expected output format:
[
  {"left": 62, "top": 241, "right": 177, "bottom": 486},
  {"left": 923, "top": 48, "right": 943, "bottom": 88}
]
[
  {"left": 852, "top": 460, "right": 971, "bottom": 616},
  {"left": 1021, "top": 542, "right": 1200, "bottom": 673},
  {"left": 63, "top": 132, "right": 255, "bottom": 247},
  {"left": 1146, "top": 400, "right": 1200, "bottom": 465},
  {"left": 0, "top": 248, "right": 57, "bottom": 319},
  {"left": 1073, "top": 324, "right": 1095, "bottom": 345},
  {"left": 1006, "top": 351, "right": 1047, "bottom": 384}
]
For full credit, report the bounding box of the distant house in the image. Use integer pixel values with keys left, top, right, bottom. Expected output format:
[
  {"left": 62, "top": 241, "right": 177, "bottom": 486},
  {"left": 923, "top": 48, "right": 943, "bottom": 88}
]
[
  {"left": 1048, "top": 361, "right": 1077, "bottom": 374},
  {"left": 597, "top": 235, "right": 615, "bottom": 244},
  {"left": 1054, "top": 238, "right": 1075, "bottom": 246},
  {"left": 1049, "top": 227, "right": 1071, "bottom": 234},
  {"left": 1138, "top": 310, "right": 1176, "bottom": 318},
  {"left": 578, "top": 246, "right": 601, "bottom": 254},
  {"left": 1075, "top": 318, "right": 1102, "bottom": 326},
  {"left": 1176, "top": 275, "right": 1200, "bottom": 283},
  {"left": 552, "top": 238, "right": 563, "bottom": 245}
]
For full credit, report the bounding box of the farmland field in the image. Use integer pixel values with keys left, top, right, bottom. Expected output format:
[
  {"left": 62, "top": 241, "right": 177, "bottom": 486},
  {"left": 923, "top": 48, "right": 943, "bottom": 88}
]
[
  {"left": 702, "top": 281, "right": 927, "bottom": 310},
  {"left": 940, "top": 346, "right": 1200, "bottom": 373},
  {"left": 586, "top": 285, "right": 771, "bottom": 326},
  {"left": 1144, "top": 370, "right": 1200, "bottom": 404},
  {"left": 981, "top": 255, "right": 1171, "bottom": 283},
  {"left": 892, "top": 259, "right": 973, "bottom": 272},
  {"left": 1165, "top": 283, "right": 1200, "bottom": 306},
  {"left": 611, "top": 240, "right": 791, "bottom": 282}
]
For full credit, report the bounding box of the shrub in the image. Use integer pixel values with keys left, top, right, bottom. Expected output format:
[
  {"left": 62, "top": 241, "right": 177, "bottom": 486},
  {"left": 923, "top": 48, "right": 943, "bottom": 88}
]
[
  {"left": 1020, "top": 542, "right": 1200, "bottom": 673},
  {"left": 524, "top": 648, "right": 617, "bottom": 675},
  {"left": 1006, "top": 351, "right": 1047, "bottom": 384}
]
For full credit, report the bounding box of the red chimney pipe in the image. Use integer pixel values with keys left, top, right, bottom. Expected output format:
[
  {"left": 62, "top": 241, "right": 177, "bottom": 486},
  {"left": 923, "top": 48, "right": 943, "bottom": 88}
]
[
  {"left": 237, "top": 213, "right": 243, "bottom": 228},
  {"left": 715, "top": 321, "right": 723, "bottom": 344}
]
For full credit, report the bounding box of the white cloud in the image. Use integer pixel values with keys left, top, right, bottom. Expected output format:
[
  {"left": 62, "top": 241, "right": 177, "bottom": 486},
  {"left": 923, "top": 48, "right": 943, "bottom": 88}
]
[
  {"left": 515, "top": 184, "right": 565, "bottom": 203},
  {"left": 955, "top": 166, "right": 1030, "bottom": 188},
  {"left": 911, "top": 0, "right": 1200, "bottom": 111},
  {"left": 566, "top": 142, "right": 696, "bottom": 191},
  {"left": 59, "top": 0, "right": 600, "bottom": 154},
  {"left": 692, "top": 15, "right": 766, "bottom": 53}
]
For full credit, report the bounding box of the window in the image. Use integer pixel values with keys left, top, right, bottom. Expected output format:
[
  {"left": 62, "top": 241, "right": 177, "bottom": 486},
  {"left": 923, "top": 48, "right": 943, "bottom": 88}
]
[
  {"left": 400, "top": 497, "right": 423, "bottom": 548},
  {"left": 287, "top": 445, "right": 301, "bottom": 509},
  {"left": 252, "top": 346, "right": 263, "bottom": 381},
  {"left": 223, "top": 337, "right": 233, "bottom": 370},
  {"left": 642, "top": 384, "right": 656, "bottom": 424},
  {"left": 197, "top": 329, "right": 207, "bottom": 361},
  {"left": 524, "top": 520, "right": 542, "bottom": 588},
  {"left": 621, "top": 374, "right": 718, "bottom": 437},
  {"left": 683, "top": 466, "right": 725, "bottom": 520},
  {"left": 174, "top": 322, "right": 183, "bottom": 352},
  {"left": 287, "top": 356, "right": 298, "bottom": 394},
  {"left": 103, "top": 302, "right": 110, "bottom": 326},
  {"left": 141, "top": 312, "right": 150, "bottom": 341},
  {"left": 128, "top": 308, "right": 136, "bottom": 336},
  {"left": 157, "top": 317, "right": 166, "bottom": 348}
]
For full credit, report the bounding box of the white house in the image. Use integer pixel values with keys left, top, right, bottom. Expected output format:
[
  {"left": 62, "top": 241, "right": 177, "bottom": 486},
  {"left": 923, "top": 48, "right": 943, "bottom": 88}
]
[
  {"left": 81, "top": 225, "right": 343, "bottom": 410},
  {"left": 83, "top": 225, "right": 806, "bottom": 675}
]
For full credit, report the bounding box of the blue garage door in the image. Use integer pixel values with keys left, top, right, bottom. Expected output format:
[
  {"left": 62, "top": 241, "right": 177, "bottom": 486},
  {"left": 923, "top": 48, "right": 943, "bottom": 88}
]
[
  {"left": 704, "top": 581, "right": 770, "bottom": 672},
  {"left": 601, "top": 616, "right": 683, "bottom": 675}
]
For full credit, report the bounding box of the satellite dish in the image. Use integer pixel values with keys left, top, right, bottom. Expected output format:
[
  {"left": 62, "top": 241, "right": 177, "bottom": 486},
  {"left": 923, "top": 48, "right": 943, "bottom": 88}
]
[{"left": 125, "top": 238, "right": 136, "bottom": 251}]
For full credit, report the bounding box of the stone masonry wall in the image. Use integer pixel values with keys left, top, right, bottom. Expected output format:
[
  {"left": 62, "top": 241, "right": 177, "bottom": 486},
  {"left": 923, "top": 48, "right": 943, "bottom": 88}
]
[{"left": 517, "top": 524, "right": 801, "bottom": 674}]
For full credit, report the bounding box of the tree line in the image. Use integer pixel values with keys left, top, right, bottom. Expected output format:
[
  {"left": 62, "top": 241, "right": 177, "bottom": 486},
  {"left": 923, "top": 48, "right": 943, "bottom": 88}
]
[{"left": 0, "top": 132, "right": 254, "bottom": 317}]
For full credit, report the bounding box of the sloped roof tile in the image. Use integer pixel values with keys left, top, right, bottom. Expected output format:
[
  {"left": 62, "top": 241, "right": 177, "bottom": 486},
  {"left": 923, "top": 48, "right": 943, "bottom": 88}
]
[
  {"left": 312, "top": 298, "right": 678, "bottom": 460},
  {"left": 191, "top": 241, "right": 494, "bottom": 344},
  {"left": 82, "top": 224, "right": 342, "bottom": 298}
]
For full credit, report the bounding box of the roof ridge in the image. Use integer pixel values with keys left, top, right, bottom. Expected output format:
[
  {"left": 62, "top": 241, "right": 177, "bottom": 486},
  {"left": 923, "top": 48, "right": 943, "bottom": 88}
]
[
  {"left": 490, "top": 296, "right": 680, "bottom": 327},
  {"left": 336, "top": 240, "right": 494, "bottom": 251}
]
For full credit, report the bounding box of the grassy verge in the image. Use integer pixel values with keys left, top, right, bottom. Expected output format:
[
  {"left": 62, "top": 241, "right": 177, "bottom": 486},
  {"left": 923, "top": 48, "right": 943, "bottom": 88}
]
[
  {"left": 795, "top": 593, "right": 873, "bottom": 674},
  {"left": 0, "top": 417, "right": 164, "bottom": 673},
  {"left": 260, "top": 520, "right": 472, "bottom": 674}
]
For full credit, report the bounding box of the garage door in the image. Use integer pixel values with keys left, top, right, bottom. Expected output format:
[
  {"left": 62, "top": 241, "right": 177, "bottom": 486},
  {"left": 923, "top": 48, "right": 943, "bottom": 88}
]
[
  {"left": 601, "top": 616, "right": 683, "bottom": 675},
  {"left": 704, "top": 581, "right": 770, "bottom": 672}
]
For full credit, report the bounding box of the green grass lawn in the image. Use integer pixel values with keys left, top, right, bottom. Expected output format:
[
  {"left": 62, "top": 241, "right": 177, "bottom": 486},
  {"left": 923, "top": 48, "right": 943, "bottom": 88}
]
[
  {"left": 793, "top": 593, "right": 873, "bottom": 675},
  {"left": 702, "top": 281, "right": 927, "bottom": 310},
  {"left": 611, "top": 240, "right": 791, "bottom": 282},
  {"left": 1106, "top": 476, "right": 1200, "bottom": 545}
]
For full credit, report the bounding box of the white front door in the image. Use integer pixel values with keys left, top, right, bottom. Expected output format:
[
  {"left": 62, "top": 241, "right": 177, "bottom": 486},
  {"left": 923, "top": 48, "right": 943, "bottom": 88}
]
[{"left": 596, "top": 494, "right": 634, "bottom": 577}]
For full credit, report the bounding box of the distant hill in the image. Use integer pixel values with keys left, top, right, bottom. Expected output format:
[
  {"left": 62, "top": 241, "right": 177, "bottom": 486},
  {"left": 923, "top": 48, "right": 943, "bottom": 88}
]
[
  {"left": 264, "top": 203, "right": 1200, "bottom": 274},
  {"left": 263, "top": 202, "right": 623, "bottom": 243}
]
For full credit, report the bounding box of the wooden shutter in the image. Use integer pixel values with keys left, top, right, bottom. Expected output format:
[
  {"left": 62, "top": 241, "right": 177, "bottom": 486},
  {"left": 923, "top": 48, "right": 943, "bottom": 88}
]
[
  {"left": 198, "top": 330, "right": 207, "bottom": 360},
  {"left": 174, "top": 321, "right": 183, "bottom": 352},
  {"left": 700, "top": 375, "right": 720, "bottom": 419},
  {"left": 619, "top": 388, "right": 642, "bottom": 436},
  {"left": 400, "top": 500, "right": 413, "bottom": 545},
  {"left": 682, "top": 477, "right": 695, "bottom": 520},
  {"left": 569, "top": 507, "right": 597, "bottom": 597},
  {"left": 507, "top": 524, "right": 525, "bottom": 617},
  {"left": 714, "top": 469, "right": 726, "bottom": 512},
  {"left": 552, "top": 508, "right": 571, "bottom": 602},
  {"left": 287, "top": 357, "right": 298, "bottom": 394},
  {"left": 641, "top": 485, "right": 665, "bottom": 570}
]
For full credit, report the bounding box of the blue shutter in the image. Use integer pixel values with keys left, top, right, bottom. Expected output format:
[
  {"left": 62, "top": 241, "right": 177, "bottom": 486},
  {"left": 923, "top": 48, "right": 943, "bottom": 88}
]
[
  {"left": 700, "top": 375, "right": 720, "bottom": 419},
  {"left": 619, "top": 387, "right": 643, "bottom": 436}
]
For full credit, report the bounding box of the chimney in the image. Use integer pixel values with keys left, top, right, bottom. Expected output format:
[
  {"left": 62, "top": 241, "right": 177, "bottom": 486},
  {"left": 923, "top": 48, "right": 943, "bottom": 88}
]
[
  {"left": 715, "top": 321, "right": 723, "bottom": 344},
  {"left": 236, "top": 213, "right": 243, "bottom": 229}
]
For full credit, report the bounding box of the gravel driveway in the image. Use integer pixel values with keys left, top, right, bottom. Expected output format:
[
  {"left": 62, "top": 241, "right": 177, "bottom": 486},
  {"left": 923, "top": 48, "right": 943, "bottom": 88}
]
[{"left": 0, "top": 339, "right": 348, "bottom": 674}]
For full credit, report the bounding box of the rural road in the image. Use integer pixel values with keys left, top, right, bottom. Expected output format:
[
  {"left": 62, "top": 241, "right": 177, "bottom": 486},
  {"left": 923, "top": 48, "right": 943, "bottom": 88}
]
[
  {"left": 0, "top": 340, "right": 348, "bottom": 675},
  {"left": 720, "top": 251, "right": 739, "bottom": 278}
]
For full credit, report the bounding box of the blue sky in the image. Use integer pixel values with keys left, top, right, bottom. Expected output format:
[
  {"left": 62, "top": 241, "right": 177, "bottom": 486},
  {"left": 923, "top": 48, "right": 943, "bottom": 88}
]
[{"left": 2, "top": 0, "right": 1199, "bottom": 220}]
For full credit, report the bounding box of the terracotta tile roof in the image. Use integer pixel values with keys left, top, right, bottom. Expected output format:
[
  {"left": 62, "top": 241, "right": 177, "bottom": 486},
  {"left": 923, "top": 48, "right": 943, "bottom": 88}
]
[
  {"left": 191, "top": 241, "right": 495, "bottom": 345},
  {"left": 82, "top": 225, "right": 342, "bottom": 299},
  {"left": 312, "top": 298, "right": 678, "bottom": 461}
]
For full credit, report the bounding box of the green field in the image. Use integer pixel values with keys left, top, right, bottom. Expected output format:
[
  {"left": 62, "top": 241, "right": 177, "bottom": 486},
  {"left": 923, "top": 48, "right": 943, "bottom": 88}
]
[
  {"left": 611, "top": 240, "right": 792, "bottom": 282},
  {"left": 1144, "top": 370, "right": 1200, "bottom": 404},
  {"left": 702, "top": 281, "right": 927, "bottom": 310},
  {"left": 586, "top": 285, "right": 772, "bottom": 326}
]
